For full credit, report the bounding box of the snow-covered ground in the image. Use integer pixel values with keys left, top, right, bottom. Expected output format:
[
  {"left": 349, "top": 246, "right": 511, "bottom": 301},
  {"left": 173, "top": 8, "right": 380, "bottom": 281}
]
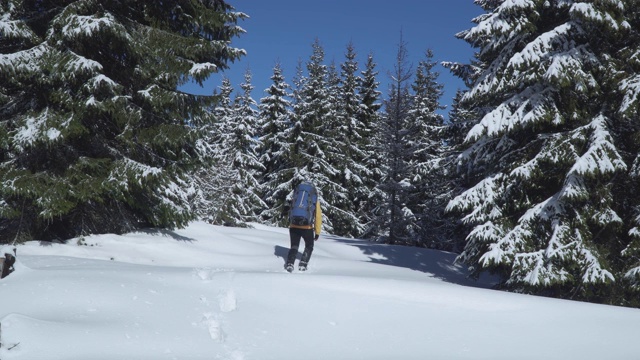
[{"left": 1, "top": 221, "right": 639, "bottom": 360}]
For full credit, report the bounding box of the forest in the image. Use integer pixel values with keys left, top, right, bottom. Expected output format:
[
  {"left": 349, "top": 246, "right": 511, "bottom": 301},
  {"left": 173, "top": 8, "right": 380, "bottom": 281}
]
[{"left": 1, "top": 0, "right": 640, "bottom": 307}]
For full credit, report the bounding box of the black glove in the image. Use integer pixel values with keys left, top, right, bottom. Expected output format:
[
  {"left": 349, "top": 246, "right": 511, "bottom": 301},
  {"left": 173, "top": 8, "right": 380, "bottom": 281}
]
[{"left": 314, "top": 234, "right": 319, "bottom": 241}]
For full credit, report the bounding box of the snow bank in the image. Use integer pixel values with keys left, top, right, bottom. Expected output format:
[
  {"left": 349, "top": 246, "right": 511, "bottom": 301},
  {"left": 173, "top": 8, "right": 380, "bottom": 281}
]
[{"left": 1, "top": 222, "right": 638, "bottom": 360}]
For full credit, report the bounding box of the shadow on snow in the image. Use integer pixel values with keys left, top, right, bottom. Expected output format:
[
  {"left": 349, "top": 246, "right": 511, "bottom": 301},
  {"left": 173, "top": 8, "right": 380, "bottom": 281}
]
[{"left": 325, "top": 234, "right": 496, "bottom": 289}]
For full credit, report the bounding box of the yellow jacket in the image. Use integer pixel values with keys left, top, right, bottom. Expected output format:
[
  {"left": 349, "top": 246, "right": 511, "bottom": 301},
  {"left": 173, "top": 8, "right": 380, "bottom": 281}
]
[{"left": 290, "top": 201, "right": 322, "bottom": 235}]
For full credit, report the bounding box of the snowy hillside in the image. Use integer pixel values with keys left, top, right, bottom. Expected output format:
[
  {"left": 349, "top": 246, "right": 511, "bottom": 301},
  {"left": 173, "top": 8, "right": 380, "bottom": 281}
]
[{"left": 1, "top": 221, "right": 639, "bottom": 360}]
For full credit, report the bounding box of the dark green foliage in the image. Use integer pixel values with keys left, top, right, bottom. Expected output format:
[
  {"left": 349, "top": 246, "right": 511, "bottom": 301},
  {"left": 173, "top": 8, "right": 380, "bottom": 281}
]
[
  {"left": 0, "top": 0, "right": 245, "bottom": 242},
  {"left": 367, "top": 36, "right": 418, "bottom": 244}
]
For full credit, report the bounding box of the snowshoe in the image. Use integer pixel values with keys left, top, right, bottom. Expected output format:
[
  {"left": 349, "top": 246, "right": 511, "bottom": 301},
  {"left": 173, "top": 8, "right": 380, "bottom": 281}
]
[
  {"left": 285, "top": 264, "right": 294, "bottom": 273},
  {"left": 298, "top": 264, "right": 307, "bottom": 272}
]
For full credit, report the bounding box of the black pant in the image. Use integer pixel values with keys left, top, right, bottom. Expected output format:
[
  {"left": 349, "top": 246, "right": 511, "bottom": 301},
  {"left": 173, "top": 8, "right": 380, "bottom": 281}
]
[{"left": 287, "top": 228, "right": 314, "bottom": 266}]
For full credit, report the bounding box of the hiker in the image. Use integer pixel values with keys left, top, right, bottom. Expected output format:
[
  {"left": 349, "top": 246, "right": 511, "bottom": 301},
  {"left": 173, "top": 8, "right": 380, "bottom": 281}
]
[{"left": 286, "top": 181, "right": 322, "bottom": 272}]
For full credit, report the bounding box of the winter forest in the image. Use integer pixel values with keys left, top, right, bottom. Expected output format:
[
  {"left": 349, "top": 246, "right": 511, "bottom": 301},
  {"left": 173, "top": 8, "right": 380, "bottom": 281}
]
[{"left": 2, "top": 0, "right": 640, "bottom": 308}]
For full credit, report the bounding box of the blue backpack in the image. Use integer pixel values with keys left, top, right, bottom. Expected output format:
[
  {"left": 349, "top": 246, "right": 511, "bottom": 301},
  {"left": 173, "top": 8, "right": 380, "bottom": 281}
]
[{"left": 289, "top": 182, "right": 318, "bottom": 226}]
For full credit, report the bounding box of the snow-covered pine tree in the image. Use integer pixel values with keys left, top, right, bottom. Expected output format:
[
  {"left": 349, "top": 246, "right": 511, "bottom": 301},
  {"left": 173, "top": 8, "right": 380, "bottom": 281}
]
[
  {"left": 367, "top": 36, "right": 419, "bottom": 245},
  {"left": 210, "top": 77, "right": 236, "bottom": 151},
  {"left": 407, "top": 50, "right": 447, "bottom": 248},
  {"left": 292, "top": 39, "right": 350, "bottom": 235},
  {"left": 323, "top": 59, "right": 362, "bottom": 237},
  {"left": 258, "top": 61, "right": 309, "bottom": 227},
  {"left": 257, "top": 63, "right": 294, "bottom": 226},
  {"left": 288, "top": 60, "right": 308, "bottom": 171},
  {"left": 229, "top": 70, "right": 266, "bottom": 223},
  {"left": 331, "top": 42, "right": 369, "bottom": 237},
  {"left": 358, "top": 53, "right": 385, "bottom": 234},
  {"left": 447, "top": 0, "right": 628, "bottom": 300},
  {"left": 0, "top": 0, "right": 245, "bottom": 242},
  {"left": 204, "top": 71, "right": 266, "bottom": 227},
  {"left": 194, "top": 77, "right": 236, "bottom": 224},
  {"left": 325, "top": 61, "right": 347, "bottom": 179}
]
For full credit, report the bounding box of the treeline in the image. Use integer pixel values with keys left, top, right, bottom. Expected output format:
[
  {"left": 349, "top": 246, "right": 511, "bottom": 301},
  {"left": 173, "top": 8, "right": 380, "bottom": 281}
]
[
  {"left": 195, "top": 39, "right": 456, "bottom": 250},
  {"left": 187, "top": 0, "right": 640, "bottom": 307}
]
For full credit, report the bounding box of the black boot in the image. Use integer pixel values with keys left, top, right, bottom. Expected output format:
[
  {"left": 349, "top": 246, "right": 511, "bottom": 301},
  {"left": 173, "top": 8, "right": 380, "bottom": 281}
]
[
  {"left": 285, "top": 263, "right": 294, "bottom": 273},
  {"left": 300, "top": 248, "right": 313, "bottom": 269}
]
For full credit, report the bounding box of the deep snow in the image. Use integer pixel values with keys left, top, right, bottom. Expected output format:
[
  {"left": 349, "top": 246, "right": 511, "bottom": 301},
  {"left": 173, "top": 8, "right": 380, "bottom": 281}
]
[{"left": 1, "top": 221, "right": 639, "bottom": 360}]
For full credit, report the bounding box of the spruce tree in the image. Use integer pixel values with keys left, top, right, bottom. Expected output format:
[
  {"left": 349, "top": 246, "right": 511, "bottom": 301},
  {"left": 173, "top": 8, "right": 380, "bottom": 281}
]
[
  {"left": 257, "top": 63, "right": 294, "bottom": 226},
  {"left": 446, "top": 0, "right": 629, "bottom": 301},
  {"left": 407, "top": 50, "right": 447, "bottom": 248},
  {"left": 325, "top": 61, "right": 347, "bottom": 181},
  {"left": 358, "top": 53, "right": 384, "bottom": 233},
  {"left": 201, "top": 72, "right": 265, "bottom": 227},
  {"left": 260, "top": 61, "right": 309, "bottom": 227},
  {"left": 368, "top": 36, "right": 418, "bottom": 245},
  {"left": 293, "top": 39, "right": 350, "bottom": 235},
  {"left": 325, "top": 59, "right": 362, "bottom": 236},
  {"left": 194, "top": 77, "right": 235, "bottom": 224},
  {"left": 227, "top": 70, "right": 266, "bottom": 225},
  {"left": 0, "top": 0, "right": 245, "bottom": 242},
  {"left": 334, "top": 42, "right": 369, "bottom": 237}
]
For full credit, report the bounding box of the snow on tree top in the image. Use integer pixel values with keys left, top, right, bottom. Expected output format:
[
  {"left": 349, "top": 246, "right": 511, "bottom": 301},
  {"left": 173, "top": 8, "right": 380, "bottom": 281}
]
[{"left": 58, "top": 13, "right": 122, "bottom": 39}]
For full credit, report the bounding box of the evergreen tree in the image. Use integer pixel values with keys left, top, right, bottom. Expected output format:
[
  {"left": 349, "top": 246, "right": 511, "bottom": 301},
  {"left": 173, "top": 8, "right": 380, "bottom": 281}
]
[
  {"left": 293, "top": 39, "right": 350, "bottom": 235},
  {"left": 334, "top": 42, "right": 369, "bottom": 237},
  {"left": 203, "top": 72, "right": 265, "bottom": 227},
  {"left": 325, "top": 59, "right": 362, "bottom": 236},
  {"left": 260, "top": 61, "right": 308, "bottom": 227},
  {"left": 0, "top": 0, "right": 245, "bottom": 242},
  {"left": 358, "top": 53, "right": 384, "bottom": 135},
  {"left": 407, "top": 50, "right": 447, "bottom": 248},
  {"left": 325, "top": 61, "right": 346, "bottom": 178},
  {"left": 358, "top": 53, "right": 384, "bottom": 232},
  {"left": 195, "top": 77, "right": 236, "bottom": 224},
  {"left": 367, "top": 36, "right": 418, "bottom": 245},
  {"left": 228, "top": 70, "right": 266, "bottom": 224},
  {"left": 257, "top": 63, "right": 294, "bottom": 225},
  {"left": 211, "top": 77, "right": 236, "bottom": 150},
  {"left": 446, "top": 0, "right": 629, "bottom": 301}
]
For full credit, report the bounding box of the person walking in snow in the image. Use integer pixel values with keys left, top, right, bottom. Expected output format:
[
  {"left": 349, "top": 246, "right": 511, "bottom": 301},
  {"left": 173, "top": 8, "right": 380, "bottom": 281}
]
[{"left": 286, "top": 181, "right": 322, "bottom": 272}]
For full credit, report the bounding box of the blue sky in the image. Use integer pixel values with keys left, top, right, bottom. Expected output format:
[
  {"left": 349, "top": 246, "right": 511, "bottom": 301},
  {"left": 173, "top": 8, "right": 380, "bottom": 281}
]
[{"left": 181, "top": 1, "right": 482, "bottom": 115}]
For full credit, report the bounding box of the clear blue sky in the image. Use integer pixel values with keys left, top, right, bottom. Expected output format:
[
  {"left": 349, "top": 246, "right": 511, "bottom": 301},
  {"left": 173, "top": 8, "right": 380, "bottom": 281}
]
[{"left": 181, "top": 1, "right": 482, "bottom": 115}]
